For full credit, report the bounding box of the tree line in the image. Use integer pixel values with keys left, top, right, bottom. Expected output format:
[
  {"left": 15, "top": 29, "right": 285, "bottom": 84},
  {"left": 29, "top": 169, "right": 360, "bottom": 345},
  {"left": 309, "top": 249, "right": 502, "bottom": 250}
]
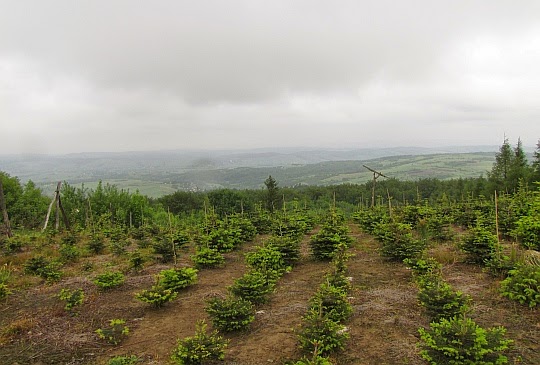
[{"left": 2, "top": 138, "right": 540, "bottom": 231}]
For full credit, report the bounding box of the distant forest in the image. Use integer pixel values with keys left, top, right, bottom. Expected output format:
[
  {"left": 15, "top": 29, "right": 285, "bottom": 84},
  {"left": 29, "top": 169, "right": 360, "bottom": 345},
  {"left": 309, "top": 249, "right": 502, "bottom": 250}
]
[{"left": 2, "top": 139, "right": 539, "bottom": 232}]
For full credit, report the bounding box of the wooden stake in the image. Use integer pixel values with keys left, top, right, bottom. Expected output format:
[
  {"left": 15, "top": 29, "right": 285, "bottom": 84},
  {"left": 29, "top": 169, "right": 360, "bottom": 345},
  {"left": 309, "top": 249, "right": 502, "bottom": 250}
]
[
  {"left": 0, "top": 178, "right": 13, "bottom": 238},
  {"left": 168, "top": 207, "right": 177, "bottom": 266}
]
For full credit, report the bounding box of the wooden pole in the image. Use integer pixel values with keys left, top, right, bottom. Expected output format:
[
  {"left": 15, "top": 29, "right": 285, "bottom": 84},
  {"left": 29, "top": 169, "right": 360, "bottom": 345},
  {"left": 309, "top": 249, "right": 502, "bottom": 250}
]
[
  {"left": 55, "top": 184, "right": 60, "bottom": 230},
  {"left": 0, "top": 179, "right": 13, "bottom": 238},
  {"left": 168, "top": 207, "right": 177, "bottom": 266},
  {"left": 42, "top": 183, "right": 60, "bottom": 231},
  {"left": 363, "top": 165, "right": 388, "bottom": 208}
]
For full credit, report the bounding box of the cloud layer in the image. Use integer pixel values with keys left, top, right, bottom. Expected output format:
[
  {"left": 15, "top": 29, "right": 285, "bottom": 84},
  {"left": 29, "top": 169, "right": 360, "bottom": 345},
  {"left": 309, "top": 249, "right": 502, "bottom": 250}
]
[{"left": 1, "top": 1, "right": 540, "bottom": 153}]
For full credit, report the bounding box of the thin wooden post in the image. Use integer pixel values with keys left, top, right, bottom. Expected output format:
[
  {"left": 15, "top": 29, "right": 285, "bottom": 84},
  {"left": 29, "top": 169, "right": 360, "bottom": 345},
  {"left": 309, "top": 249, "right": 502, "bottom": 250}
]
[
  {"left": 363, "top": 165, "right": 388, "bottom": 208},
  {"left": 0, "top": 179, "right": 13, "bottom": 238},
  {"left": 168, "top": 207, "right": 177, "bottom": 266}
]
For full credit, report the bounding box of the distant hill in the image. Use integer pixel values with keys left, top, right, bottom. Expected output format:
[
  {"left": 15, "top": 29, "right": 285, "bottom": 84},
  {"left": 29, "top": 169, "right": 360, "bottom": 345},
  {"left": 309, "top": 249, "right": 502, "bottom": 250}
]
[{"left": 0, "top": 147, "right": 505, "bottom": 197}]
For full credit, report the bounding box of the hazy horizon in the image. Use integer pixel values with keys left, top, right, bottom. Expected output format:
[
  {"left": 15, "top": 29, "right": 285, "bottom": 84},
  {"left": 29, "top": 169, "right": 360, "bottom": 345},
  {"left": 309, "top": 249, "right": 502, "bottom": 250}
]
[{"left": 2, "top": 1, "right": 540, "bottom": 154}]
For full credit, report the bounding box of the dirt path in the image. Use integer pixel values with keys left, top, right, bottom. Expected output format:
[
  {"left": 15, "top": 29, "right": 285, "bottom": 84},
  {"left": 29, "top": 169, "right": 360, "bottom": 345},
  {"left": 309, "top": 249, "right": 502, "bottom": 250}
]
[
  {"left": 224, "top": 229, "right": 329, "bottom": 364},
  {"left": 335, "top": 223, "right": 427, "bottom": 365}
]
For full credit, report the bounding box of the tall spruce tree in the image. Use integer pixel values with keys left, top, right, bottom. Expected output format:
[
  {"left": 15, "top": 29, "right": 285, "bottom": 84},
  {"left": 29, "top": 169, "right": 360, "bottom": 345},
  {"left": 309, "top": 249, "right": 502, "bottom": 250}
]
[
  {"left": 488, "top": 137, "right": 514, "bottom": 193},
  {"left": 508, "top": 138, "right": 530, "bottom": 191},
  {"left": 264, "top": 175, "right": 279, "bottom": 213},
  {"left": 532, "top": 139, "right": 540, "bottom": 185}
]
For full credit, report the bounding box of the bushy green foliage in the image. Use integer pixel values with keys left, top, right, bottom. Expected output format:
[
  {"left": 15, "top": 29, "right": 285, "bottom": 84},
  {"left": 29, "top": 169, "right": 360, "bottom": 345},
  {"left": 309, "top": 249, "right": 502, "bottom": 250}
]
[
  {"left": 23, "top": 256, "right": 62, "bottom": 282},
  {"left": 58, "top": 288, "right": 84, "bottom": 312},
  {"left": 158, "top": 267, "right": 198, "bottom": 292},
  {"left": 152, "top": 233, "right": 188, "bottom": 262},
  {"left": 228, "top": 215, "right": 257, "bottom": 242},
  {"left": 205, "top": 296, "right": 255, "bottom": 332},
  {"left": 171, "top": 320, "right": 228, "bottom": 365},
  {"left": 0, "top": 283, "right": 12, "bottom": 300},
  {"left": 291, "top": 346, "right": 333, "bottom": 365},
  {"left": 297, "top": 310, "right": 349, "bottom": 355},
  {"left": 403, "top": 257, "right": 442, "bottom": 279},
  {"left": 86, "top": 235, "right": 106, "bottom": 254},
  {"left": 191, "top": 247, "right": 225, "bottom": 268},
  {"left": 110, "top": 239, "right": 129, "bottom": 256},
  {"left": 93, "top": 271, "right": 125, "bottom": 290},
  {"left": 500, "top": 264, "right": 540, "bottom": 307},
  {"left": 373, "top": 222, "right": 425, "bottom": 261},
  {"left": 272, "top": 214, "right": 309, "bottom": 241},
  {"left": 129, "top": 250, "right": 146, "bottom": 271},
  {"left": 513, "top": 202, "right": 540, "bottom": 250},
  {"left": 229, "top": 270, "right": 276, "bottom": 304},
  {"left": 96, "top": 319, "right": 129, "bottom": 345},
  {"left": 107, "top": 355, "right": 140, "bottom": 365},
  {"left": 59, "top": 243, "right": 80, "bottom": 263},
  {"left": 353, "top": 207, "right": 390, "bottom": 234},
  {"left": 135, "top": 286, "right": 177, "bottom": 307},
  {"left": 197, "top": 228, "right": 237, "bottom": 253},
  {"left": 310, "top": 213, "right": 352, "bottom": 261},
  {"left": 309, "top": 283, "right": 352, "bottom": 323},
  {"left": 419, "top": 316, "right": 512, "bottom": 365},
  {"left": 462, "top": 225, "right": 498, "bottom": 265},
  {"left": 245, "top": 245, "right": 288, "bottom": 279},
  {"left": 2, "top": 236, "right": 25, "bottom": 254},
  {"left": 417, "top": 275, "right": 469, "bottom": 321},
  {"left": 265, "top": 235, "right": 301, "bottom": 266}
]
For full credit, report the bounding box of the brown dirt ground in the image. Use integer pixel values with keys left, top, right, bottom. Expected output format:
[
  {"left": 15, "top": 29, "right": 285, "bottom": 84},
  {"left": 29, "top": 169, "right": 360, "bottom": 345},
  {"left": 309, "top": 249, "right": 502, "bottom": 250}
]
[{"left": 1, "top": 224, "right": 538, "bottom": 365}]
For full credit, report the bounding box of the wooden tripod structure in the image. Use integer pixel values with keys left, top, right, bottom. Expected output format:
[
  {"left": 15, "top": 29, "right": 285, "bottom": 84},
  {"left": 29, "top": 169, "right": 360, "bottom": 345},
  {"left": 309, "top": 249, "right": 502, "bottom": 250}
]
[
  {"left": 0, "top": 178, "right": 13, "bottom": 238},
  {"left": 363, "top": 165, "right": 389, "bottom": 207},
  {"left": 42, "top": 181, "right": 70, "bottom": 231}
]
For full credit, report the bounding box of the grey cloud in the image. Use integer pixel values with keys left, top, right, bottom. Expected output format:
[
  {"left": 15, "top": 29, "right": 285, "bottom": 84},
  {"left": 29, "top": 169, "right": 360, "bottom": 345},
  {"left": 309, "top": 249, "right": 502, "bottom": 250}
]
[{"left": 1, "top": 1, "right": 540, "bottom": 153}]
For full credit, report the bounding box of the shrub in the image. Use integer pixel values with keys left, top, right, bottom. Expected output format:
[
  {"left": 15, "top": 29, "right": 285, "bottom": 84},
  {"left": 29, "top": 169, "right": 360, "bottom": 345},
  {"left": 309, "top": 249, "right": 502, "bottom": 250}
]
[
  {"left": 291, "top": 344, "right": 333, "bottom": 365},
  {"left": 514, "top": 214, "right": 540, "bottom": 250},
  {"left": 129, "top": 250, "right": 146, "bottom": 271},
  {"left": 58, "top": 288, "right": 85, "bottom": 312},
  {"left": 461, "top": 225, "right": 498, "bottom": 265},
  {"left": 2, "top": 236, "right": 25, "bottom": 254},
  {"left": 135, "top": 286, "right": 177, "bottom": 308},
  {"left": 205, "top": 228, "right": 238, "bottom": 253},
  {"left": 245, "top": 245, "right": 288, "bottom": 279},
  {"left": 110, "top": 239, "right": 129, "bottom": 256},
  {"left": 419, "top": 316, "right": 512, "bottom": 365},
  {"left": 403, "top": 257, "right": 442, "bottom": 280},
  {"left": 152, "top": 235, "right": 186, "bottom": 262},
  {"left": 228, "top": 215, "right": 257, "bottom": 242},
  {"left": 23, "top": 256, "right": 62, "bottom": 282},
  {"left": 24, "top": 256, "right": 49, "bottom": 275},
  {"left": 107, "top": 355, "right": 140, "bottom": 365},
  {"left": 205, "top": 296, "right": 255, "bottom": 332},
  {"left": 417, "top": 275, "right": 469, "bottom": 321},
  {"left": 86, "top": 235, "right": 106, "bottom": 254},
  {"left": 93, "top": 271, "right": 125, "bottom": 290},
  {"left": 158, "top": 267, "right": 198, "bottom": 292},
  {"left": 171, "top": 320, "right": 228, "bottom": 365},
  {"left": 0, "top": 283, "right": 12, "bottom": 300},
  {"left": 500, "top": 264, "right": 540, "bottom": 308},
  {"left": 309, "top": 283, "right": 352, "bottom": 323},
  {"left": 265, "top": 236, "right": 301, "bottom": 266},
  {"left": 310, "top": 221, "right": 352, "bottom": 261},
  {"left": 59, "top": 244, "right": 80, "bottom": 263},
  {"left": 228, "top": 270, "right": 275, "bottom": 304},
  {"left": 96, "top": 319, "right": 129, "bottom": 345},
  {"left": 297, "top": 310, "right": 349, "bottom": 355},
  {"left": 191, "top": 247, "right": 225, "bottom": 268},
  {"left": 374, "top": 222, "right": 425, "bottom": 261}
]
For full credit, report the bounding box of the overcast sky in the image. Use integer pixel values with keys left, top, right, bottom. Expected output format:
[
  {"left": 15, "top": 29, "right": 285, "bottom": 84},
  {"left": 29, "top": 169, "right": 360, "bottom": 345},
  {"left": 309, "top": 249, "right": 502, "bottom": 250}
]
[{"left": 1, "top": 1, "right": 540, "bottom": 154}]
